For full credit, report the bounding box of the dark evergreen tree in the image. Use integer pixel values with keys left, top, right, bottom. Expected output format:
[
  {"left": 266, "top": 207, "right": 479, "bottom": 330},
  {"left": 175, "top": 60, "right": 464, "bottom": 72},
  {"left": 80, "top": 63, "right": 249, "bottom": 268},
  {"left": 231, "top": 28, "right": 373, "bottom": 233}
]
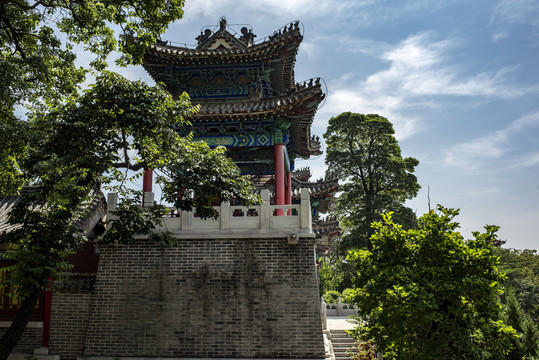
[
  {"left": 504, "top": 288, "right": 539, "bottom": 359},
  {"left": 324, "top": 112, "right": 420, "bottom": 250}
]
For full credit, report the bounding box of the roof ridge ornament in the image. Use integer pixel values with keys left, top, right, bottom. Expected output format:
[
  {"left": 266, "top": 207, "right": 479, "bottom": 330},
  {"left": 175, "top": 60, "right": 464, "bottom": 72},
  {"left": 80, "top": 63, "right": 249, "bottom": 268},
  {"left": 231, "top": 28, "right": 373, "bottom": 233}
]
[
  {"left": 219, "top": 16, "right": 227, "bottom": 31},
  {"left": 239, "top": 27, "right": 256, "bottom": 46}
]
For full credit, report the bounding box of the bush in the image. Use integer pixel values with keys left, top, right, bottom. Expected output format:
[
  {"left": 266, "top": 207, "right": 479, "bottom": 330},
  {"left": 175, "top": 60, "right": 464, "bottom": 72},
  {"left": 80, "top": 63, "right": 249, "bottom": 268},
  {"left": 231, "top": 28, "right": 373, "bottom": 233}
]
[
  {"left": 341, "top": 288, "right": 353, "bottom": 303},
  {"left": 323, "top": 290, "right": 341, "bottom": 304}
]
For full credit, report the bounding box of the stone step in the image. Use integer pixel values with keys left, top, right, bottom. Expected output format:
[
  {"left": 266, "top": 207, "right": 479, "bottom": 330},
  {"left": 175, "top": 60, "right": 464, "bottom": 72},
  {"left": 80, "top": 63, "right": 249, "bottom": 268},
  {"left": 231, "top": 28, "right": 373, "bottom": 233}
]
[
  {"left": 329, "top": 328, "right": 357, "bottom": 360},
  {"left": 332, "top": 337, "right": 355, "bottom": 342},
  {"left": 331, "top": 336, "right": 355, "bottom": 342}
]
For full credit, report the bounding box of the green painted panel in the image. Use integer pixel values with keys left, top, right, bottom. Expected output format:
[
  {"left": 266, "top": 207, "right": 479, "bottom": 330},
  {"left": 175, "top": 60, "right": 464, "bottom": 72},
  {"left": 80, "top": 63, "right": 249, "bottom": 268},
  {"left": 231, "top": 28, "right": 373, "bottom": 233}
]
[
  {"left": 197, "top": 133, "right": 275, "bottom": 147},
  {"left": 202, "top": 136, "right": 236, "bottom": 147}
]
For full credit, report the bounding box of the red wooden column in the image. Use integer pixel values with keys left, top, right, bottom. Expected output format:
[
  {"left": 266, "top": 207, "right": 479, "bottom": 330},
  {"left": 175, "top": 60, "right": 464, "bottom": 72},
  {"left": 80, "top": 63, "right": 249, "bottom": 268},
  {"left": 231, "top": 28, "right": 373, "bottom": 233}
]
[
  {"left": 274, "top": 143, "right": 285, "bottom": 216},
  {"left": 143, "top": 168, "right": 153, "bottom": 206},
  {"left": 285, "top": 171, "right": 292, "bottom": 215},
  {"left": 143, "top": 169, "right": 153, "bottom": 193}
]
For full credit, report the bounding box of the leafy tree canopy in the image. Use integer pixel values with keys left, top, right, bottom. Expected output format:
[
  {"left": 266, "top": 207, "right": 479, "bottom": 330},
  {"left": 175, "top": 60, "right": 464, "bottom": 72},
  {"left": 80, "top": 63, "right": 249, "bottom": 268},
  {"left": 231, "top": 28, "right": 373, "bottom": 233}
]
[
  {"left": 324, "top": 112, "right": 420, "bottom": 250},
  {"left": 347, "top": 207, "right": 517, "bottom": 360},
  {"left": 1, "top": 0, "right": 187, "bottom": 193},
  {"left": 1, "top": 0, "right": 183, "bottom": 107}
]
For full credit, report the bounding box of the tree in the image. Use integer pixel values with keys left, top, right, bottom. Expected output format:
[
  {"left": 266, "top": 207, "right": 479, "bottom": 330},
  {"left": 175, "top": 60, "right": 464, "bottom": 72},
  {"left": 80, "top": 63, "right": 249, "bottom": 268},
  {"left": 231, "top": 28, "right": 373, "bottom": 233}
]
[
  {"left": 0, "top": 118, "right": 27, "bottom": 194},
  {"left": 1, "top": 0, "right": 187, "bottom": 192},
  {"left": 495, "top": 247, "right": 539, "bottom": 322},
  {"left": 318, "top": 256, "right": 345, "bottom": 296},
  {"left": 0, "top": 1, "right": 259, "bottom": 357},
  {"left": 503, "top": 288, "right": 539, "bottom": 359},
  {"left": 347, "top": 207, "right": 517, "bottom": 360},
  {"left": 323, "top": 112, "right": 420, "bottom": 250}
]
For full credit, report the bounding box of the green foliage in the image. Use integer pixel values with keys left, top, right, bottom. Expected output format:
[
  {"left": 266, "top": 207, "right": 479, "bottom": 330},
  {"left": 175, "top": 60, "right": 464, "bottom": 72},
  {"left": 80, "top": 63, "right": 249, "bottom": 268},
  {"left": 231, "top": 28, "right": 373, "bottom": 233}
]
[
  {"left": 341, "top": 288, "right": 353, "bottom": 303},
  {"left": 323, "top": 290, "right": 341, "bottom": 304},
  {"left": 323, "top": 112, "right": 420, "bottom": 251},
  {"left": 1, "top": 0, "right": 185, "bottom": 194},
  {"left": 318, "top": 256, "right": 345, "bottom": 296},
  {"left": 503, "top": 288, "right": 539, "bottom": 359},
  {"left": 0, "top": 119, "right": 28, "bottom": 194},
  {"left": 495, "top": 247, "right": 539, "bottom": 322},
  {"left": 1, "top": 0, "right": 184, "bottom": 105},
  {"left": 159, "top": 141, "right": 259, "bottom": 219},
  {"left": 347, "top": 206, "right": 517, "bottom": 360}
]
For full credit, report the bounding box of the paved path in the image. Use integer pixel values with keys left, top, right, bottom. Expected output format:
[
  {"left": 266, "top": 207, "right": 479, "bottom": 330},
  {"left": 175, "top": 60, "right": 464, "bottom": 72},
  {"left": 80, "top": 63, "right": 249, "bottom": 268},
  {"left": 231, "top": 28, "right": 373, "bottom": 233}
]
[{"left": 326, "top": 316, "right": 356, "bottom": 330}]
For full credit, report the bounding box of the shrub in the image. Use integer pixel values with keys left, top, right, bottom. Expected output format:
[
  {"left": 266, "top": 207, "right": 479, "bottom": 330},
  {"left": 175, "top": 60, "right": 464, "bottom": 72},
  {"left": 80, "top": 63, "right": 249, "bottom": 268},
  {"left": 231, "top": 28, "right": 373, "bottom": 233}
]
[
  {"left": 323, "top": 290, "right": 341, "bottom": 304},
  {"left": 341, "top": 288, "right": 354, "bottom": 303}
]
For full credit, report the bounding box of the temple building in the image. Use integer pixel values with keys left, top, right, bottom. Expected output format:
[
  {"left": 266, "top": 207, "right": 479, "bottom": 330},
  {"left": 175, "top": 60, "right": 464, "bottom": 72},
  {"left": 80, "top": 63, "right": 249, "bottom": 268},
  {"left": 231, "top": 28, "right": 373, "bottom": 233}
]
[{"left": 1, "top": 18, "right": 337, "bottom": 360}]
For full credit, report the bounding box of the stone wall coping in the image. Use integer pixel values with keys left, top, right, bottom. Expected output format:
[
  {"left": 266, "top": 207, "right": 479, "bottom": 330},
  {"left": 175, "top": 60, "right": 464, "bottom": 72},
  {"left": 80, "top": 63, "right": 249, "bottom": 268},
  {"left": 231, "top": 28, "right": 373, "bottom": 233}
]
[
  {"left": 107, "top": 188, "right": 314, "bottom": 238},
  {"left": 133, "top": 230, "right": 316, "bottom": 239}
]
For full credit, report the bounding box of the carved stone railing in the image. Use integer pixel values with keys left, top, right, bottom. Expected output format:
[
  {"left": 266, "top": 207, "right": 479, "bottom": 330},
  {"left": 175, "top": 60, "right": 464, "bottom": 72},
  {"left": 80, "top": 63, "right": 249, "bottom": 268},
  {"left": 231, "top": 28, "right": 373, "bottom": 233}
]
[
  {"left": 322, "top": 297, "right": 358, "bottom": 318},
  {"left": 106, "top": 188, "right": 314, "bottom": 239}
]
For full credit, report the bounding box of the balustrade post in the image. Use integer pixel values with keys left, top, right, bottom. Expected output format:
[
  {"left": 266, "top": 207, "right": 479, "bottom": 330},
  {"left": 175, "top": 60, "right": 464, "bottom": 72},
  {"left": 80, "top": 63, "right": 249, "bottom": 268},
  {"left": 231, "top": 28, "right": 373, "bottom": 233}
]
[
  {"left": 107, "top": 193, "right": 118, "bottom": 212},
  {"left": 181, "top": 210, "right": 190, "bottom": 230},
  {"left": 260, "top": 189, "right": 270, "bottom": 229},
  {"left": 220, "top": 201, "right": 230, "bottom": 230},
  {"left": 143, "top": 191, "right": 154, "bottom": 208},
  {"left": 300, "top": 188, "right": 311, "bottom": 232}
]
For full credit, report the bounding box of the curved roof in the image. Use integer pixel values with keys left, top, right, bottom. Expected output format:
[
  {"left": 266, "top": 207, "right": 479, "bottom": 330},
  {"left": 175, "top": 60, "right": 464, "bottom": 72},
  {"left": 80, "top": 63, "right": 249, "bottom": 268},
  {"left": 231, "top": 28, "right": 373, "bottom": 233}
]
[{"left": 143, "top": 20, "right": 303, "bottom": 96}]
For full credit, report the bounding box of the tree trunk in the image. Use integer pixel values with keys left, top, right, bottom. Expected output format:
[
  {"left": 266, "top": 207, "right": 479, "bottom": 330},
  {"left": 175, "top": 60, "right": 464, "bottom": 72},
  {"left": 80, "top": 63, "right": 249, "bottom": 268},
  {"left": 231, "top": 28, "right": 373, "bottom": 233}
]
[{"left": 0, "top": 289, "right": 41, "bottom": 360}]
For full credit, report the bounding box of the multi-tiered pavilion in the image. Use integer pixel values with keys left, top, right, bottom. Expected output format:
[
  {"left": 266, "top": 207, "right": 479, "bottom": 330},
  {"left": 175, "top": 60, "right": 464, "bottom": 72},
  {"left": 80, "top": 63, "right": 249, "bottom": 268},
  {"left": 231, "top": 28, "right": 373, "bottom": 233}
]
[{"left": 142, "top": 17, "right": 326, "bottom": 211}]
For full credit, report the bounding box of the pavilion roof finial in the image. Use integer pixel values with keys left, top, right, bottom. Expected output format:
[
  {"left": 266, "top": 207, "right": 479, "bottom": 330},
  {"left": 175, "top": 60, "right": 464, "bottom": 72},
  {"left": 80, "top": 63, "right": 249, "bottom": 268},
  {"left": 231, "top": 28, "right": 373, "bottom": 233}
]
[{"left": 219, "top": 16, "right": 227, "bottom": 31}]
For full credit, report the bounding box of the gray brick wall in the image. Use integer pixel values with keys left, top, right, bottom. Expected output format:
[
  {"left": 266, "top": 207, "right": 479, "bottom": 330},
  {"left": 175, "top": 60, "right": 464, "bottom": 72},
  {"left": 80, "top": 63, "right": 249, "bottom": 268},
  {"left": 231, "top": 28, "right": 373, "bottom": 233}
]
[
  {"left": 83, "top": 237, "right": 325, "bottom": 358},
  {"left": 48, "top": 290, "right": 93, "bottom": 360},
  {"left": 0, "top": 325, "right": 41, "bottom": 353}
]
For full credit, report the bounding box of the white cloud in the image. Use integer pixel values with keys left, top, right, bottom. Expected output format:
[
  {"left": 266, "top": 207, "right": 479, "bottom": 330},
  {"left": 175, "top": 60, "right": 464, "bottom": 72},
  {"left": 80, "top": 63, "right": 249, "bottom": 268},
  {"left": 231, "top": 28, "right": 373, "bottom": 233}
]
[
  {"left": 181, "top": 0, "right": 451, "bottom": 29},
  {"left": 510, "top": 152, "right": 539, "bottom": 169},
  {"left": 324, "top": 32, "right": 525, "bottom": 140},
  {"left": 444, "top": 133, "right": 509, "bottom": 170},
  {"left": 182, "top": 0, "right": 362, "bottom": 23},
  {"left": 464, "top": 187, "right": 502, "bottom": 198},
  {"left": 491, "top": 0, "right": 539, "bottom": 40},
  {"left": 445, "top": 111, "right": 539, "bottom": 171},
  {"left": 336, "top": 37, "right": 392, "bottom": 57},
  {"left": 492, "top": 31, "right": 510, "bottom": 42}
]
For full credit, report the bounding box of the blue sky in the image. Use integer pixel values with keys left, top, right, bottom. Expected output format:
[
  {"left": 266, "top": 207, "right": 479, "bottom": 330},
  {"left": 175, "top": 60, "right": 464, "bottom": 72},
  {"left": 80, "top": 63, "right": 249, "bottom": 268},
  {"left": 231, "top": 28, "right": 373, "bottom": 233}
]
[{"left": 110, "top": 0, "right": 539, "bottom": 250}]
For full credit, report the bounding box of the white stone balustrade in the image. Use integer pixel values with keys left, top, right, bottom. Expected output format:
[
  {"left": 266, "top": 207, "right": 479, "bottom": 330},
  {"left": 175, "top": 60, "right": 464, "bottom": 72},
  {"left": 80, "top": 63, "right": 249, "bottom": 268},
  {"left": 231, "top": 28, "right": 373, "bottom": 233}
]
[
  {"left": 324, "top": 297, "right": 358, "bottom": 317},
  {"left": 106, "top": 188, "right": 314, "bottom": 239}
]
